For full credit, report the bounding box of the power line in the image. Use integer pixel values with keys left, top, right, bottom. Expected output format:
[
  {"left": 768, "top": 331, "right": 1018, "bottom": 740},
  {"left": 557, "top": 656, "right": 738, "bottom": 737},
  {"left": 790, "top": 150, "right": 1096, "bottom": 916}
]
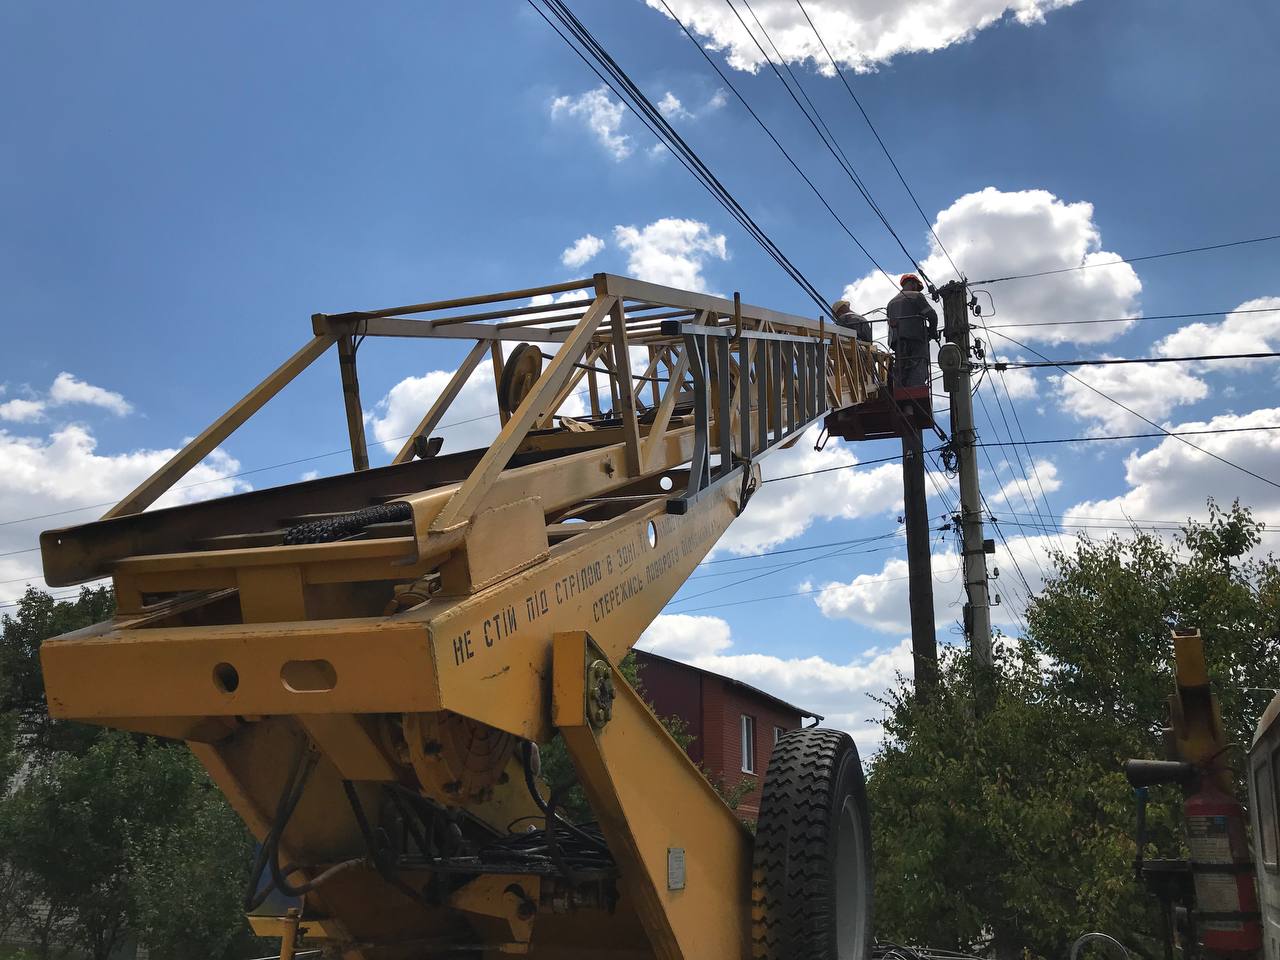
[
  {"left": 697, "top": 528, "right": 906, "bottom": 565},
  {"left": 988, "top": 329, "right": 1280, "bottom": 490},
  {"left": 791, "top": 0, "right": 962, "bottom": 282},
  {"left": 531, "top": 0, "right": 837, "bottom": 317},
  {"left": 646, "top": 0, "right": 896, "bottom": 290},
  {"left": 998, "top": 351, "right": 1280, "bottom": 369},
  {"left": 990, "top": 508, "right": 1278, "bottom": 529},
  {"left": 985, "top": 306, "right": 1280, "bottom": 330},
  {"left": 973, "top": 424, "right": 1280, "bottom": 447},
  {"left": 762, "top": 451, "right": 904, "bottom": 483},
  {"left": 675, "top": 566, "right": 963, "bottom": 614},
  {"left": 671, "top": 526, "right": 910, "bottom": 608},
  {"left": 724, "top": 0, "right": 927, "bottom": 286},
  {"left": 972, "top": 233, "right": 1280, "bottom": 285}
]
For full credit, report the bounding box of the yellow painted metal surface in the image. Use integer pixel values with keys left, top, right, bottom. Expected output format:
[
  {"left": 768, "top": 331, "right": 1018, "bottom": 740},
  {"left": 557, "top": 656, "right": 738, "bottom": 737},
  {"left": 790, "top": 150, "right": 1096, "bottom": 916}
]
[{"left": 553, "top": 632, "right": 753, "bottom": 960}]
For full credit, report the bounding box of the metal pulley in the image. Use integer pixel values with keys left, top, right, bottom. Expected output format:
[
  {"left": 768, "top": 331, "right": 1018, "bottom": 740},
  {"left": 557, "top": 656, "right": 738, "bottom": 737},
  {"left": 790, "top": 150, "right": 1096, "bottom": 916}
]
[{"left": 498, "top": 342, "right": 544, "bottom": 415}]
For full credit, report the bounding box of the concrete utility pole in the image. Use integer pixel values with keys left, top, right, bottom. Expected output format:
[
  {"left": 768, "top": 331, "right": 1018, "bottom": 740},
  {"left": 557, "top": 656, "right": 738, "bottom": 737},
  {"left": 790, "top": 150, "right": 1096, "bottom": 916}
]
[
  {"left": 900, "top": 424, "right": 938, "bottom": 694},
  {"left": 937, "top": 280, "right": 994, "bottom": 669}
]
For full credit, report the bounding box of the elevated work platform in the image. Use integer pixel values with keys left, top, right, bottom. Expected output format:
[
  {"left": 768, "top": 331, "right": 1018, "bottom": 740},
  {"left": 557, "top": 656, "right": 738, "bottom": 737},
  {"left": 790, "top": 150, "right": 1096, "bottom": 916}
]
[{"left": 824, "top": 385, "right": 934, "bottom": 441}]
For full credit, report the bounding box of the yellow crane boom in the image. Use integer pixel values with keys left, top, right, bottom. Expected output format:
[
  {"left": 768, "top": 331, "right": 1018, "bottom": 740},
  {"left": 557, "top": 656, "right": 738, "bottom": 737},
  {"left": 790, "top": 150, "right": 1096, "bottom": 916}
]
[{"left": 38, "top": 273, "right": 893, "bottom": 959}]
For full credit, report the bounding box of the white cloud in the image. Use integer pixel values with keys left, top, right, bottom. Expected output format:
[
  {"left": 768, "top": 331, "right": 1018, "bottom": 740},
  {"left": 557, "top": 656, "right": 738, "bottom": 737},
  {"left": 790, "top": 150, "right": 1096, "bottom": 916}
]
[
  {"left": 365, "top": 353, "right": 588, "bottom": 456},
  {"left": 1053, "top": 361, "right": 1209, "bottom": 435},
  {"left": 0, "top": 372, "right": 134, "bottom": 424},
  {"left": 706, "top": 88, "right": 728, "bottom": 111},
  {"left": 991, "top": 458, "right": 1060, "bottom": 505},
  {"left": 644, "top": 0, "right": 1081, "bottom": 74},
  {"left": 560, "top": 233, "right": 605, "bottom": 269},
  {"left": 613, "top": 218, "right": 727, "bottom": 291},
  {"left": 47, "top": 372, "right": 132, "bottom": 416},
  {"left": 1154, "top": 297, "right": 1280, "bottom": 370},
  {"left": 813, "top": 549, "right": 960, "bottom": 634},
  {"left": 0, "top": 425, "right": 248, "bottom": 592},
  {"left": 716, "top": 427, "right": 903, "bottom": 555},
  {"left": 1064, "top": 408, "right": 1280, "bottom": 530},
  {"left": 638, "top": 612, "right": 912, "bottom": 745},
  {"left": 0, "top": 398, "right": 47, "bottom": 423},
  {"left": 657, "top": 91, "right": 690, "bottom": 120},
  {"left": 551, "top": 87, "right": 632, "bottom": 160},
  {"left": 844, "top": 188, "right": 1142, "bottom": 346},
  {"left": 638, "top": 612, "right": 733, "bottom": 659},
  {"left": 996, "top": 359, "right": 1038, "bottom": 400}
]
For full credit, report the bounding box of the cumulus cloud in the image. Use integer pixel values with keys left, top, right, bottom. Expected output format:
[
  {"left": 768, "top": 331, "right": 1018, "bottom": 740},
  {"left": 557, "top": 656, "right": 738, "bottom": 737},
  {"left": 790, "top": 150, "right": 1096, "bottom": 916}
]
[
  {"left": 657, "top": 91, "right": 690, "bottom": 120},
  {"left": 365, "top": 353, "right": 588, "bottom": 456},
  {"left": 560, "top": 234, "right": 605, "bottom": 269},
  {"left": 716, "top": 426, "right": 903, "bottom": 554},
  {"left": 1053, "top": 362, "right": 1209, "bottom": 435},
  {"left": 551, "top": 86, "right": 632, "bottom": 160},
  {"left": 996, "top": 359, "right": 1038, "bottom": 400},
  {"left": 813, "top": 549, "right": 960, "bottom": 635},
  {"left": 613, "top": 218, "right": 727, "bottom": 291},
  {"left": 843, "top": 188, "right": 1142, "bottom": 346},
  {"left": 0, "top": 398, "right": 47, "bottom": 423},
  {"left": 1064, "top": 408, "right": 1280, "bottom": 530},
  {"left": 1154, "top": 297, "right": 1280, "bottom": 370},
  {"left": 638, "top": 612, "right": 912, "bottom": 746},
  {"left": 991, "top": 458, "right": 1060, "bottom": 504},
  {"left": 0, "top": 425, "right": 248, "bottom": 593},
  {"left": 0, "top": 372, "right": 134, "bottom": 423},
  {"left": 47, "top": 372, "right": 133, "bottom": 416},
  {"left": 644, "top": 0, "right": 1081, "bottom": 74}
]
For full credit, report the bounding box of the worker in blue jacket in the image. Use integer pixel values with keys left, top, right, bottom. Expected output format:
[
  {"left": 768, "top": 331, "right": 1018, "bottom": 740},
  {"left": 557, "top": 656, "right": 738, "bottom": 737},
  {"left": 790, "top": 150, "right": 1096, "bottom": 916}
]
[{"left": 886, "top": 273, "right": 938, "bottom": 388}]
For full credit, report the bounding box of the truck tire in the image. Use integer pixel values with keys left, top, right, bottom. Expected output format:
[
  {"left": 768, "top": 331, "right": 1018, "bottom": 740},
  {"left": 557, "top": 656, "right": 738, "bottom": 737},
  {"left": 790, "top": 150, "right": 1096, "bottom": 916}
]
[{"left": 751, "top": 727, "right": 872, "bottom": 960}]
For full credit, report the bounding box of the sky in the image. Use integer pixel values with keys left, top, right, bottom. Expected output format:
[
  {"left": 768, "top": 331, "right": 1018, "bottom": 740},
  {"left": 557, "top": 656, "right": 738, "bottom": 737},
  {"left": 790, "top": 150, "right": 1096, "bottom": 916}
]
[{"left": 2, "top": 0, "right": 1279, "bottom": 750}]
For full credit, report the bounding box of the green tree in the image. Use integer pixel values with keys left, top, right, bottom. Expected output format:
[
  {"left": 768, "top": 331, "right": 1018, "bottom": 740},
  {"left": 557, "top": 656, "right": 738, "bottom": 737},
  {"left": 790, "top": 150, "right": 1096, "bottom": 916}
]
[
  {"left": 1, "top": 585, "right": 114, "bottom": 752},
  {"left": 0, "top": 587, "right": 263, "bottom": 960},
  {"left": 868, "top": 501, "right": 1279, "bottom": 960}
]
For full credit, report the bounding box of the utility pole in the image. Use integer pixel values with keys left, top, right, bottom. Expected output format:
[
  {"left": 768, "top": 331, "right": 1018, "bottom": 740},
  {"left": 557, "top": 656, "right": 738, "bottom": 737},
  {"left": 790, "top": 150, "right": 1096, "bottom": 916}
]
[
  {"left": 937, "top": 280, "right": 993, "bottom": 669},
  {"left": 901, "top": 423, "right": 938, "bottom": 695}
]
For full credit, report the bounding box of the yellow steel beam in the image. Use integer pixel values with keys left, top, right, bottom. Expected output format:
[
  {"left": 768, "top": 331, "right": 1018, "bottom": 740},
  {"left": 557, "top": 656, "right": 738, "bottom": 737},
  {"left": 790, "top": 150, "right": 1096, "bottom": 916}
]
[
  {"left": 392, "top": 339, "right": 490, "bottom": 464},
  {"left": 429, "top": 296, "right": 618, "bottom": 533},
  {"left": 552, "top": 632, "right": 751, "bottom": 960},
  {"left": 104, "top": 334, "right": 335, "bottom": 519}
]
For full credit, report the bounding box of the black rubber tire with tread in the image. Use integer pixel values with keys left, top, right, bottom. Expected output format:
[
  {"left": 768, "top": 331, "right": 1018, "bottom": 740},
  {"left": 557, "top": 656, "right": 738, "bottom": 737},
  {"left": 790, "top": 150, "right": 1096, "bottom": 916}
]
[{"left": 751, "top": 727, "right": 873, "bottom": 960}]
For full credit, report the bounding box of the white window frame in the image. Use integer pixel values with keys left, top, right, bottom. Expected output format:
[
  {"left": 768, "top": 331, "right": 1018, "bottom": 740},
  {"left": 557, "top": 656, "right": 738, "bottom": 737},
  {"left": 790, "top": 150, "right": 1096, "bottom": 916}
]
[
  {"left": 741, "top": 714, "right": 756, "bottom": 773},
  {"left": 774, "top": 725, "right": 786, "bottom": 744}
]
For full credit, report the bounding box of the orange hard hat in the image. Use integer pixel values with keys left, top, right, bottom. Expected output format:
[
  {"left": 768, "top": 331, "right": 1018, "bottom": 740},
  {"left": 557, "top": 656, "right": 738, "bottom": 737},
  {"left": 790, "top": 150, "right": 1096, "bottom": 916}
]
[{"left": 900, "top": 273, "right": 922, "bottom": 289}]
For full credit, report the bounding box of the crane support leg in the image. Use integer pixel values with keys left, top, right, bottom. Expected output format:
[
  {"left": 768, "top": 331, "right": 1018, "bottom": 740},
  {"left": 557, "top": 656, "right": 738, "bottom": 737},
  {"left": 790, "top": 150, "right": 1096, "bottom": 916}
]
[{"left": 553, "top": 632, "right": 752, "bottom": 960}]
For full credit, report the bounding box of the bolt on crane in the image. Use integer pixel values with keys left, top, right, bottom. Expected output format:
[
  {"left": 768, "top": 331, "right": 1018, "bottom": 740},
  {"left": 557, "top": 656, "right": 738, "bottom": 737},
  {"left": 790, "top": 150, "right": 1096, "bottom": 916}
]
[{"left": 37, "top": 273, "right": 924, "bottom": 960}]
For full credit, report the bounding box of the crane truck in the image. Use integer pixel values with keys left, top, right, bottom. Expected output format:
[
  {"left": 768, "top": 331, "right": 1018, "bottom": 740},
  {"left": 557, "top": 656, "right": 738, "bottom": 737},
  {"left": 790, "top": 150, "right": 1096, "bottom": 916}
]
[{"left": 36, "top": 274, "right": 930, "bottom": 960}]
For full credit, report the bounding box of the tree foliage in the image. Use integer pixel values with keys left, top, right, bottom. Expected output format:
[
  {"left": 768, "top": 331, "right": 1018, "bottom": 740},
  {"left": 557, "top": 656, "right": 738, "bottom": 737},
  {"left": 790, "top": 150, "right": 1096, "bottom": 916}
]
[
  {"left": 868, "top": 501, "right": 1279, "bottom": 960},
  {"left": 0, "top": 586, "right": 262, "bottom": 960}
]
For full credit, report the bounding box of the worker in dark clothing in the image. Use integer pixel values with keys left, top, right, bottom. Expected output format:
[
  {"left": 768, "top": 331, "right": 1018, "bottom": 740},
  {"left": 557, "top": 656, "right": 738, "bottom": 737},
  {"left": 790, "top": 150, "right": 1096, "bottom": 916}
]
[
  {"left": 832, "top": 299, "right": 872, "bottom": 343},
  {"left": 887, "top": 273, "right": 938, "bottom": 388}
]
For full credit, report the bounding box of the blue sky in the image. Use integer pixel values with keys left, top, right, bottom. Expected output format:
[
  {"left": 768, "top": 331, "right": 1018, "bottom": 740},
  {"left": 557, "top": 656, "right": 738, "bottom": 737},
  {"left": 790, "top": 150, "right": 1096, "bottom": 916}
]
[{"left": 3, "top": 0, "right": 1278, "bottom": 742}]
